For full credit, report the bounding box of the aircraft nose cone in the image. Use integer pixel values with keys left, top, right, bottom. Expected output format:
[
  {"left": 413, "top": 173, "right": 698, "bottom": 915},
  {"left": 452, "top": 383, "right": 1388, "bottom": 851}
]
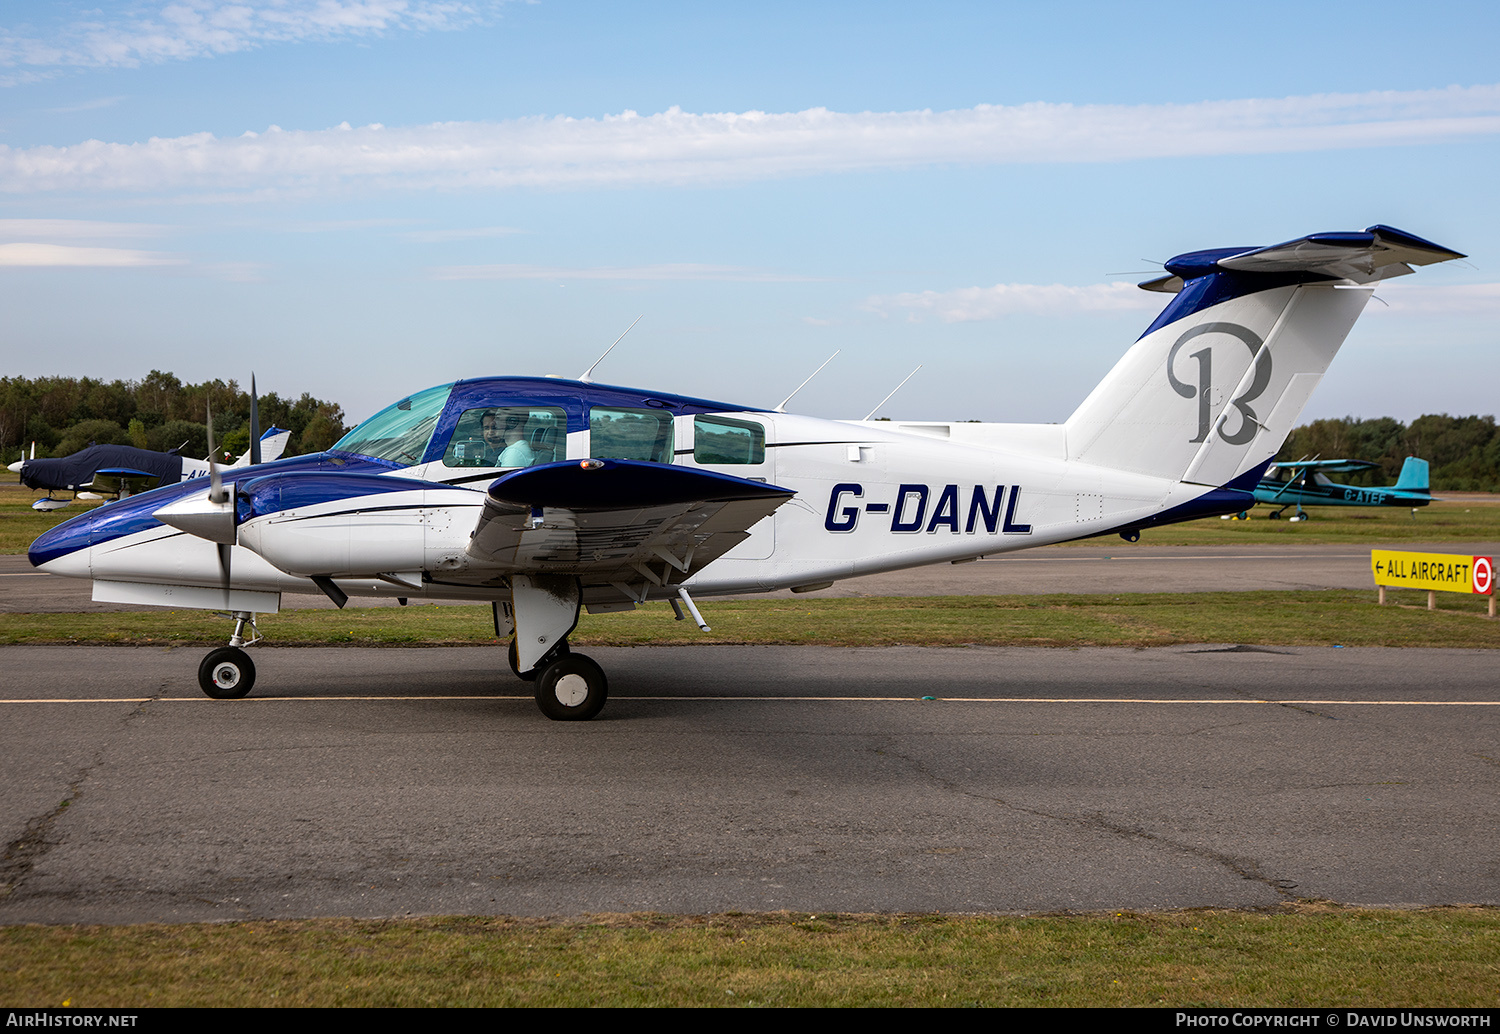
[
  {"left": 28, "top": 513, "right": 92, "bottom": 577},
  {"left": 6, "top": 460, "right": 22, "bottom": 473}
]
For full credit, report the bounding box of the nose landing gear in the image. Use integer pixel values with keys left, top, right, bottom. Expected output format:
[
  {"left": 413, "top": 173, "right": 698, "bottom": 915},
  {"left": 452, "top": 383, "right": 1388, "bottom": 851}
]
[{"left": 196, "top": 610, "right": 259, "bottom": 699}]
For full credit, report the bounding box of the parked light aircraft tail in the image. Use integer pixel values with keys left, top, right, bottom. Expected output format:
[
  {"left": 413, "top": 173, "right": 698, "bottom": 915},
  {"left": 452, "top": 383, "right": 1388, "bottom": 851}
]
[
  {"left": 28, "top": 224, "right": 1464, "bottom": 720},
  {"left": 1394, "top": 456, "right": 1430, "bottom": 494}
]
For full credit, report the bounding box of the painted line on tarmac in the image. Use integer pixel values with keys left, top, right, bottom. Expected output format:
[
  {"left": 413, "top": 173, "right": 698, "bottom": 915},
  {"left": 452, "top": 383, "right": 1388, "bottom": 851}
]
[
  {"left": 979, "top": 553, "right": 1368, "bottom": 562},
  {"left": 2, "top": 695, "right": 1497, "bottom": 706}
]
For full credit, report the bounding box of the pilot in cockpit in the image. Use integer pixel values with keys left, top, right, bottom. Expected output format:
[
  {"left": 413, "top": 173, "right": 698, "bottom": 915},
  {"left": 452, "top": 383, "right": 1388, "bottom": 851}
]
[{"left": 481, "top": 409, "right": 535, "bottom": 468}]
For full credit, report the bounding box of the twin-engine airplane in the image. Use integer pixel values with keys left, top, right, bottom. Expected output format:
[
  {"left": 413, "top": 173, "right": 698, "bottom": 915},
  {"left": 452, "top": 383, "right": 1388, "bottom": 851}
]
[
  {"left": 28, "top": 225, "right": 1462, "bottom": 720},
  {"left": 1253, "top": 456, "right": 1433, "bottom": 519}
]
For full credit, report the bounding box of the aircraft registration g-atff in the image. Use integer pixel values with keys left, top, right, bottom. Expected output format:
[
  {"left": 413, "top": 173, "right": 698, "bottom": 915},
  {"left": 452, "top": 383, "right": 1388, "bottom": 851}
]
[{"left": 28, "top": 225, "right": 1462, "bottom": 720}]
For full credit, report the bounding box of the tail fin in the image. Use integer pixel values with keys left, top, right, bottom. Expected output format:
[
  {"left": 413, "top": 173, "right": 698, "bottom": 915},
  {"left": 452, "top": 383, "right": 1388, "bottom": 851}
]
[
  {"left": 229, "top": 426, "right": 291, "bottom": 467},
  {"left": 1065, "top": 226, "right": 1462, "bottom": 488},
  {"left": 1393, "top": 456, "right": 1430, "bottom": 494}
]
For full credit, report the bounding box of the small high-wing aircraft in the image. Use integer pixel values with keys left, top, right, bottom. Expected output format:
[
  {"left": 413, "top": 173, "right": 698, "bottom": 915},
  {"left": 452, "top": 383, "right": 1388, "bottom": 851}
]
[
  {"left": 1253, "top": 456, "right": 1433, "bottom": 519},
  {"left": 11, "top": 427, "right": 292, "bottom": 511},
  {"left": 28, "top": 224, "right": 1463, "bottom": 720}
]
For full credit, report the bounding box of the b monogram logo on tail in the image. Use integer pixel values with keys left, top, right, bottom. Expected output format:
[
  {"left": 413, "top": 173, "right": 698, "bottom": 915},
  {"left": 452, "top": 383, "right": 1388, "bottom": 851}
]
[{"left": 1166, "top": 321, "right": 1271, "bottom": 445}]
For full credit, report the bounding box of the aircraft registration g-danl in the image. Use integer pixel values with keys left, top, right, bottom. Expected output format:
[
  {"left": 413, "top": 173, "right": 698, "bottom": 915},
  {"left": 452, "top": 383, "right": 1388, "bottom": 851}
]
[{"left": 28, "top": 225, "right": 1463, "bottom": 720}]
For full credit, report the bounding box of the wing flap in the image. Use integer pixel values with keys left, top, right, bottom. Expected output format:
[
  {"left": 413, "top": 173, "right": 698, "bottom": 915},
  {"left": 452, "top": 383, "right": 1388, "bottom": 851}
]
[{"left": 467, "top": 459, "right": 793, "bottom": 583}]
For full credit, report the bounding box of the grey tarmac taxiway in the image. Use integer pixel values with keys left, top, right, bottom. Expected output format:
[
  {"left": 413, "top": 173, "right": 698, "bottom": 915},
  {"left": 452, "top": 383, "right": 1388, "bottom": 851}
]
[{"left": 1, "top": 642, "right": 1496, "bottom": 923}]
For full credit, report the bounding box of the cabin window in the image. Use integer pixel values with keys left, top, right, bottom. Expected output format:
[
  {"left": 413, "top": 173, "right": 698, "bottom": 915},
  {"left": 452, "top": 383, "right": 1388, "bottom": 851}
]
[
  {"left": 589, "top": 407, "right": 674, "bottom": 463},
  {"left": 331, "top": 382, "right": 452, "bottom": 465},
  {"left": 694, "top": 415, "right": 765, "bottom": 464},
  {"left": 443, "top": 406, "right": 566, "bottom": 468}
]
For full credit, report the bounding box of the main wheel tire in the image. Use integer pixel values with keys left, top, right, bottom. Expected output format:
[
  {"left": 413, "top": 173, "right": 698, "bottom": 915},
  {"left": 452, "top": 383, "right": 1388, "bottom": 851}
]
[
  {"left": 534, "top": 654, "right": 608, "bottom": 721},
  {"left": 508, "top": 639, "right": 569, "bottom": 682},
  {"left": 198, "top": 647, "right": 256, "bottom": 699}
]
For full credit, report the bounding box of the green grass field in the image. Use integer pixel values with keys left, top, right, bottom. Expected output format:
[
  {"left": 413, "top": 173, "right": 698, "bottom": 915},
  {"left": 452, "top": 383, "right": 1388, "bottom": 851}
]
[
  {"left": 4, "top": 906, "right": 1497, "bottom": 1007},
  {"left": 4, "top": 588, "right": 1500, "bottom": 648}
]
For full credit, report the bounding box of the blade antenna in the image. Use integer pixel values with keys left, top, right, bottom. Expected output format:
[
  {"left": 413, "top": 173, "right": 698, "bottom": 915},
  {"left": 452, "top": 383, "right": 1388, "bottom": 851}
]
[
  {"left": 775, "top": 351, "right": 840, "bottom": 413},
  {"left": 862, "top": 364, "right": 922, "bottom": 422},
  {"left": 579, "top": 315, "right": 643, "bottom": 384}
]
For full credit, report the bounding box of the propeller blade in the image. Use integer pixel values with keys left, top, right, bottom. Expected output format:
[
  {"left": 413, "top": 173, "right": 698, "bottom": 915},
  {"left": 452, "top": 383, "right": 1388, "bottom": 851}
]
[
  {"left": 249, "top": 373, "right": 262, "bottom": 466},
  {"left": 206, "top": 403, "right": 226, "bottom": 505},
  {"left": 198, "top": 403, "right": 234, "bottom": 600}
]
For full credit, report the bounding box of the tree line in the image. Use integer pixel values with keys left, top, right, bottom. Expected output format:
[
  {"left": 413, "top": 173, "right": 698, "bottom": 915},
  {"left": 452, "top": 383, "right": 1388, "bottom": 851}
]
[
  {"left": 1, "top": 371, "right": 348, "bottom": 465},
  {"left": 1279, "top": 415, "right": 1500, "bottom": 491}
]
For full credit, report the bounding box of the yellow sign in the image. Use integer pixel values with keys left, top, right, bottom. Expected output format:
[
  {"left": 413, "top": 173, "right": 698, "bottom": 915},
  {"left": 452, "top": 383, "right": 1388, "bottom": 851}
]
[{"left": 1371, "top": 550, "right": 1494, "bottom": 595}]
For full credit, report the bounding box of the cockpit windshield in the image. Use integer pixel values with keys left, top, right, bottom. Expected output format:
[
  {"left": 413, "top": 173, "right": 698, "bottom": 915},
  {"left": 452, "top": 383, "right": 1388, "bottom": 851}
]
[{"left": 330, "top": 382, "right": 453, "bottom": 465}]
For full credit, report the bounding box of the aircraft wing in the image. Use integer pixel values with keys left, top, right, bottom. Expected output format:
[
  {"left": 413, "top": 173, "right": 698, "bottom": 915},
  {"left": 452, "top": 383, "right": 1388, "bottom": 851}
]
[
  {"left": 467, "top": 459, "right": 794, "bottom": 590},
  {"left": 88, "top": 466, "right": 165, "bottom": 496},
  {"left": 1274, "top": 459, "right": 1381, "bottom": 474}
]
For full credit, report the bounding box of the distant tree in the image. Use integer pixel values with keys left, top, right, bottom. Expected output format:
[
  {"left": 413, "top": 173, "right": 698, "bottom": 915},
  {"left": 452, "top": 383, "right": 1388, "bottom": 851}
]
[
  {"left": 54, "top": 419, "right": 126, "bottom": 457},
  {"left": 147, "top": 420, "right": 207, "bottom": 458},
  {"left": 300, "top": 407, "right": 345, "bottom": 454},
  {"left": 1281, "top": 414, "right": 1500, "bottom": 492},
  {"left": 219, "top": 427, "right": 251, "bottom": 460}
]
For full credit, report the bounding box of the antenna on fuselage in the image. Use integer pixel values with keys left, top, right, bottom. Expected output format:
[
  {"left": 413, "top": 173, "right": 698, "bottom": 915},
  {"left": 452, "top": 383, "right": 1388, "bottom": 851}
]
[
  {"left": 579, "top": 315, "right": 643, "bottom": 384},
  {"left": 775, "top": 350, "right": 839, "bottom": 413},
  {"left": 862, "top": 364, "right": 922, "bottom": 422}
]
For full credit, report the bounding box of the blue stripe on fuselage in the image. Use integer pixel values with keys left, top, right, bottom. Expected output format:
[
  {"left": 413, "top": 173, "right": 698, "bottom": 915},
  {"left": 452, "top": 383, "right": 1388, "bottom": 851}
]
[{"left": 27, "top": 454, "right": 391, "bottom": 569}]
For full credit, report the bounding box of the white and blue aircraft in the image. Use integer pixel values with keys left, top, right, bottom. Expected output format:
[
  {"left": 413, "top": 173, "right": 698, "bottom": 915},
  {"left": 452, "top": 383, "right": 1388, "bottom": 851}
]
[{"left": 27, "top": 225, "right": 1462, "bottom": 720}]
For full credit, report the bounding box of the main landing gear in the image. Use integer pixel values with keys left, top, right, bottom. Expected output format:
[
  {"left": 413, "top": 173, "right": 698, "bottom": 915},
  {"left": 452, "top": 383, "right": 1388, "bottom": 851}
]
[
  {"left": 196, "top": 611, "right": 259, "bottom": 699},
  {"left": 504, "top": 575, "right": 608, "bottom": 721},
  {"left": 1268, "top": 507, "right": 1309, "bottom": 522}
]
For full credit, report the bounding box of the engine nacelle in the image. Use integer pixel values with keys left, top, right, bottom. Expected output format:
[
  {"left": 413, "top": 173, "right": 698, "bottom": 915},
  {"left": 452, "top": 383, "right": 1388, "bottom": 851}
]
[{"left": 233, "top": 472, "right": 483, "bottom": 578}]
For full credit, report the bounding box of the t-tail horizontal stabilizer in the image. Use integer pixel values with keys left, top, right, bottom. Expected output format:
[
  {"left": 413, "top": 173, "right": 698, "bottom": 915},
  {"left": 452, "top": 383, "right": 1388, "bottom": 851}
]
[{"left": 1066, "top": 225, "right": 1462, "bottom": 491}]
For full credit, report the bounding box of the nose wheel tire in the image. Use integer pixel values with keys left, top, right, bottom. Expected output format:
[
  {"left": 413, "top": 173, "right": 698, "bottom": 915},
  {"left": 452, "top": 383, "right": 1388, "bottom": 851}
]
[
  {"left": 534, "top": 654, "right": 608, "bottom": 721},
  {"left": 198, "top": 647, "right": 256, "bottom": 699}
]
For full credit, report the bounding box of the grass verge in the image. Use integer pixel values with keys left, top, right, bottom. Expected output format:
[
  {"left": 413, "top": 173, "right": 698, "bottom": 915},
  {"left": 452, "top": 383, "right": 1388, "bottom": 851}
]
[
  {"left": 3, "top": 906, "right": 1497, "bottom": 1007},
  {"left": 5, "top": 589, "right": 1500, "bottom": 649}
]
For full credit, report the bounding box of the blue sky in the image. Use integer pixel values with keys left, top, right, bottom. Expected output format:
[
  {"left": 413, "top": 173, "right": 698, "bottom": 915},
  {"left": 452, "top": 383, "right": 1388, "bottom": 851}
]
[{"left": 1, "top": 0, "right": 1496, "bottom": 426}]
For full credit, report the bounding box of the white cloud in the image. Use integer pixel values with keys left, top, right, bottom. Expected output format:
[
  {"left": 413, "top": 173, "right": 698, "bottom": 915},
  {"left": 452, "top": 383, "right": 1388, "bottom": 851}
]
[
  {"left": 0, "top": 1, "right": 486, "bottom": 81},
  {"left": 0, "top": 242, "right": 184, "bottom": 266},
  {"left": 869, "top": 281, "right": 1163, "bottom": 322},
  {"left": 430, "top": 263, "right": 830, "bottom": 282},
  {"left": 1, "top": 85, "right": 1497, "bottom": 197},
  {"left": 1369, "top": 282, "right": 1500, "bottom": 315},
  {"left": 0, "top": 218, "right": 170, "bottom": 240}
]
